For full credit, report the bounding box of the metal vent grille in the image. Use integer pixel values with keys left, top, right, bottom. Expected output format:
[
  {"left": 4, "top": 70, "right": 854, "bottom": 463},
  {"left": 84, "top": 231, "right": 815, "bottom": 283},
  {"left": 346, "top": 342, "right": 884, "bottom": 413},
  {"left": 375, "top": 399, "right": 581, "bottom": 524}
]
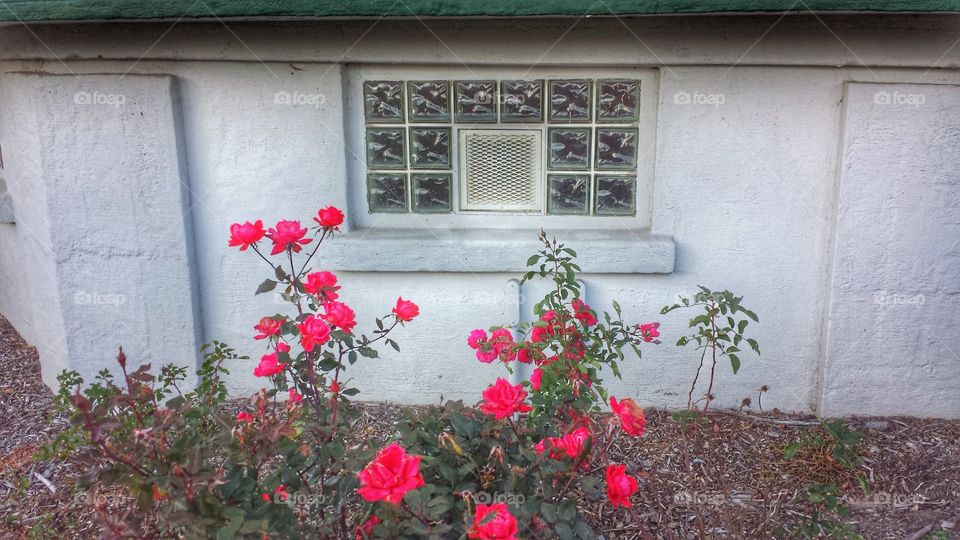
[{"left": 459, "top": 129, "right": 542, "bottom": 212}]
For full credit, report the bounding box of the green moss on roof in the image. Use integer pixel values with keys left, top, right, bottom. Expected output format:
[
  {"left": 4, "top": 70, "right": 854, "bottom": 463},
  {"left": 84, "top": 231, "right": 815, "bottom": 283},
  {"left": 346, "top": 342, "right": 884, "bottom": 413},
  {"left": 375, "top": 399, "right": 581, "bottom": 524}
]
[{"left": 1, "top": 0, "right": 958, "bottom": 22}]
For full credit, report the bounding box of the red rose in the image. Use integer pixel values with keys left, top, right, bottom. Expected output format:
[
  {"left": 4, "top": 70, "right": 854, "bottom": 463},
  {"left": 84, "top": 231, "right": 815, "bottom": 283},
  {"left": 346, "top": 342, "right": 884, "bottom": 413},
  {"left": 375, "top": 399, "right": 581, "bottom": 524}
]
[
  {"left": 297, "top": 315, "right": 331, "bottom": 352},
  {"left": 529, "top": 367, "right": 543, "bottom": 391},
  {"left": 236, "top": 411, "right": 253, "bottom": 423},
  {"left": 253, "top": 317, "right": 283, "bottom": 340},
  {"left": 228, "top": 220, "right": 266, "bottom": 251},
  {"left": 572, "top": 298, "right": 598, "bottom": 326},
  {"left": 479, "top": 378, "right": 532, "bottom": 420},
  {"left": 392, "top": 297, "right": 419, "bottom": 322},
  {"left": 323, "top": 301, "right": 357, "bottom": 333},
  {"left": 354, "top": 515, "right": 380, "bottom": 540},
  {"left": 468, "top": 503, "right": 518, "bottom": 540},
  {"left": 276, "top": 341, "right": 291, "bottom": 354},
  {"left": 253, "top": 352, "right": 286, "bottom": 377},
  {"left": 467, "top": 329, "right": 487, "bottom": 350},
  {"left": 357, "top": 443, "right": 424, "bottom": 504},
  {"left": 304, "top": 271, "right": 339, "bottom": 300},
  {"left": 605, "top": 464, "right": 638, "bottom": 507},
  {"left": 288, "top": 388, "right": 302, "bottom": 403},
  {"left": 535, "top": 426, "right": 591, "bottom": 461},
  {"left": 639, "top": 322, "right": 660, "bottom": 342},
  {"left": 610, "top": 396, "right": 646, "bottom": 437},
  {"left": 314, "top": 206, "right": 345, "bottom": 229},
  {"left": 267, "top": 220, "right": 312, "bottom": 255}
]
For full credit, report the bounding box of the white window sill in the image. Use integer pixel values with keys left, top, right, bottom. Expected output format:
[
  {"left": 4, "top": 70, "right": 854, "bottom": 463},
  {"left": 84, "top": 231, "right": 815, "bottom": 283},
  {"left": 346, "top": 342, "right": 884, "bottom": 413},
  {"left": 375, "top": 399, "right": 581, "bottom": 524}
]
[{"left": 320, "top": 228, "right": 675, "bottom": 273}]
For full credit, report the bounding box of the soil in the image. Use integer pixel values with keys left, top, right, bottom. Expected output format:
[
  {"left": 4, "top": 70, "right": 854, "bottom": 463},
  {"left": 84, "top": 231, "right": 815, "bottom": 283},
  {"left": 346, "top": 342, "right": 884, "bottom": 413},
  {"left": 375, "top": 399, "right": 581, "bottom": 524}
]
[{"left": 0, "top": 315, "right": 957, "bottom": 539}]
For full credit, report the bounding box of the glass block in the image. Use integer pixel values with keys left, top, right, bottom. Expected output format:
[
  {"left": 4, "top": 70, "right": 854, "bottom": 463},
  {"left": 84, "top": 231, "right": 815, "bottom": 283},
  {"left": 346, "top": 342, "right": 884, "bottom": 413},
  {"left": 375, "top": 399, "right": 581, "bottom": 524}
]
[
  {"left": 455, "top": 80, "right": 497, "bottom": 122},
  {"left": 597, "top": 79, "right": 640, "bottom": 122},
  {"left": 367, "top": 173, "right": 408, "bottom": 213},
  {"left": 500, "top": 80, "right": 543, "bottom": 122},
  {"left": 412, "top": 173, "right": 452, "bottom": 213},
  {"left": 409, "top": 127, "right": 451, "bottom": 169},
  {"left": 594, "top": 175, "right": 636, "bottom": 216},
  {"left": 548, "top": 128, "right": 590, "bottom": 170},
  {"left": 547, "top": 174, "right": 589, "bottom": 215},
  {"left": 408, "top": 80, "right": 451, "bottom": 122},
  {"left": 363, "top": 80, "right": 404, "bottom": 122},
  {"left": 549, "top": 80, "right": 591, "bottom": 122},
  {"left": 595, "top": 128, "right": 638, "bottom": 170},
  {"left": 366, "top": 128, "right": 406, "bottom": 169}
]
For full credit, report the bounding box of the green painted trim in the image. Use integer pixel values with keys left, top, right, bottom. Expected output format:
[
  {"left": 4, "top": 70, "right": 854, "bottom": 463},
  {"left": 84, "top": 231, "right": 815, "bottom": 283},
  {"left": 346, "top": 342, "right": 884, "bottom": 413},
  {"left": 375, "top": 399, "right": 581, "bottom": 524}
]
[{"left": 1, "top": 0, "right": 959, "bottom": 22}]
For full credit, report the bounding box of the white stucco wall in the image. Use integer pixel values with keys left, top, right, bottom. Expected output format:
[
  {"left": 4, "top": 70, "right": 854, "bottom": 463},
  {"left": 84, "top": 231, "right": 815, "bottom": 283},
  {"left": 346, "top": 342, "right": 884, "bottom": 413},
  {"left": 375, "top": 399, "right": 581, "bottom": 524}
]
[{"left": 0, "top": 15, "right": 957, "bottom": 417}]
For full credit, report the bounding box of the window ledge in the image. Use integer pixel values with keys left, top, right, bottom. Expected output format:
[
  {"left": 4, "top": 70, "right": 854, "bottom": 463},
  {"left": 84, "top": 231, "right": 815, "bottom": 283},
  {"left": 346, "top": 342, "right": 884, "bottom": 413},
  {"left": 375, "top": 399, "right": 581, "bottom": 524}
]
[{"left": 321, "top": 228, "right": 675, "bottom": 273}]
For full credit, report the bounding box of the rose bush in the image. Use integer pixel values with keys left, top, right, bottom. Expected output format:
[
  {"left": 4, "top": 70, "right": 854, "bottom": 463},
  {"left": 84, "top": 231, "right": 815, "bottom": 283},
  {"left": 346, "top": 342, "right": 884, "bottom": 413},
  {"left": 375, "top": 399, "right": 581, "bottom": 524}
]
[{"left": 53, "top": 207, "right": 760, "bottom": 539}]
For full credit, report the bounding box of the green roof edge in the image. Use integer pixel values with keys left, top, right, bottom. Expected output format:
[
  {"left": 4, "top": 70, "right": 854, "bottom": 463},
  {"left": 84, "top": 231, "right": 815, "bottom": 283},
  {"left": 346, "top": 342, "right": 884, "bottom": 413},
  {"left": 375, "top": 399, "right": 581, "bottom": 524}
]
[{"left": 1, "top": 0, "right": 959, "bottom": 22}]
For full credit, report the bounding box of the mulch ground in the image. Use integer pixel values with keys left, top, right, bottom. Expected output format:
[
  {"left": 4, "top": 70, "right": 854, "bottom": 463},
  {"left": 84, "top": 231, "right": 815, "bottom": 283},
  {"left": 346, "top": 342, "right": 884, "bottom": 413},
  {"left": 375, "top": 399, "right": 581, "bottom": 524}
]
[{"left": 0, "top": 314, "right": 957, "bottom": 539}]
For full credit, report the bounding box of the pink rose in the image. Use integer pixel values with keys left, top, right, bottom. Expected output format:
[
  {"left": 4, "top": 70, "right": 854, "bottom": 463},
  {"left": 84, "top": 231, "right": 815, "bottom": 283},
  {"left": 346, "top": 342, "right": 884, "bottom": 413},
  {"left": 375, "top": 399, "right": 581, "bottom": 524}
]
[
  {"left": 639, "top": 322, "right": 660, "bottom": 342},
  {"left": 605, "top": 464, "right": 638, "bottom": 507},
  {"left": 468, "top": 503, "right": 518, "bottom": 540},
  {"left": 357, "top": 444, "right": 425, "bottom": 504},
  {"left": 529, "top": 367, "right": 543, "bottom": 391},
  {"left": 228, "top": 220, "right": 266, "bottom": 251},
  {"left": 288, "top": 388, "right": 303, "bottom": 403},
  {"left": 479, "top": 378, "right": 532, "bottom": 420},
  {"left": 276, "top": 341, "right": 291, "bottom": 354},
  {"left": 297, "top": 315, "right": 331, "bottom": 352},
  {"left": 267, "top": 220, "right": 312, "bottom": 255},
  {"left": 236, "top": 411, "right": 253, "bottom": 423},
  {"left": 314, "top": 206, "right": 345, "bottom": 229},
  {"left": 536, "top": 427, "right": 591, "bottom": 461},
  {"left": 253, "top": 352, "right": 286, "bottom": 377},
  {"left": 610, "top": 396, "right": 647, "bottom": 437},
  {"left": 392, "top": 297, "right": 419, "bottom": 322},
  {"left": 253, "top": 317, "right": 283, "bottom": 340},
  {"left": 323, "top": 301, "right": 357, "bottom": 333},
  {"left": 476, "top": 348, "right": 499, "bottom": 363},
  {"left": 467, "top": 329, "right": 487, "bottom": 350},
  {"left": 572, "top": 298, "right": 598, "bottom": 326},
  {"left": 303, "top": 271, "right": 339, "bottom": 300}
]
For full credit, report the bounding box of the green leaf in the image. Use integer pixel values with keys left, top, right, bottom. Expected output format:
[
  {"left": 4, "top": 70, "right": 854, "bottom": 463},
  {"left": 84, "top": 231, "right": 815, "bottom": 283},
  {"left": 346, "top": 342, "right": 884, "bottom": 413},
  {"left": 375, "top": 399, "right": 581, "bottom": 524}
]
[
  {"left": 783, "top": 442, "right": 802, "bottom": 459},
  {"left": 255, "top": 279, "right": 278, "bottom": 295},
  {"left": 555, "top": 522, "right": 575, "bottom": 540},
  {"left": 541, "top": 503, "right": 558, "bottom": 523},
  {"left": 747, "top": 338, "right": 760, "bottom": 355},
  {"left": 574, "top": 521, "right": 597, "bottom": 540},
  {"left": 559, "top": 499, "right": 577, "bottom": 522},
  {"left": 527, "top": 255, "right": 540, "bottom": 266},
  {"left": 359, "top": 347, "right": 379, "bottom": 359},
  {"left": 729, "top": 354, "right": 740, "bottom": 374}
]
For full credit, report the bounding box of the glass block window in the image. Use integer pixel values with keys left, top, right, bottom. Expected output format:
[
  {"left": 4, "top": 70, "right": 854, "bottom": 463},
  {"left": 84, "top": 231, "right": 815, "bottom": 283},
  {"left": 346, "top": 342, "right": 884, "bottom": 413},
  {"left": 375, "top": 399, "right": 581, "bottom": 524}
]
[{"left": 363, "top": 77, "right": 640, "bottom": 216}]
